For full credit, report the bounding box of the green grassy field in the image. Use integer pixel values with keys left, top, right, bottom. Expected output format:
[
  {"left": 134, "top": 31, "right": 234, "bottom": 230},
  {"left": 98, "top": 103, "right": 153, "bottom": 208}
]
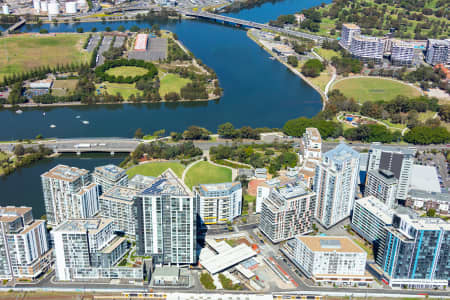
[
  {"left": 126, "top": 162, "right": 185, "bottom": 179},
  {"left": 96, "top": 82, "right": 142, "bottom": 100},
  {"left": 105, "top": 66, "right": 149, "bottom": 77},
  {"left": 51, "top": 79, "right": 78, "bottom": 96},
  {"left": 0, "top": 34, "right": 90, "bottom": 80},
  {"left": 184, "top": 161, "right": 232, "bottom": 189},
  {"left": 315, "top": 47, "right": 341, "bottom": 61},
  {"left": 332, "top": 77, "right": 421, "bottom": 103},
  {"left": 159, "top": 73, "right": 191, "bottom": 96}
]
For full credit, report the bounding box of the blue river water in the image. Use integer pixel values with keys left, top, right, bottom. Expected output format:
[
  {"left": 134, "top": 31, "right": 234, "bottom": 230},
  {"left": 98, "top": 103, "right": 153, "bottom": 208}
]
[
  {"left": 0, "top": 0, "right": 330, "bottom": 215},
  {"left": 0, "top": 0, "right": 330, "bottom": 140}
]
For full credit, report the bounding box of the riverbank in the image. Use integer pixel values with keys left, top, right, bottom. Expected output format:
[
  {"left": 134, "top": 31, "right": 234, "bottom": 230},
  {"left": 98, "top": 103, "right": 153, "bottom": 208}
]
[{"left": 247, "top": 29, "right": 328, "bottom": 109}]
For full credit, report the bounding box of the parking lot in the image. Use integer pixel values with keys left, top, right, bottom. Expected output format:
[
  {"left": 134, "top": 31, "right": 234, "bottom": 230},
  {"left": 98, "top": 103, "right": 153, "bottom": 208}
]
[
  {"left": 97, "top": 36, "right": 113, "bottom": 66},
  {"left": 415, "top": 150, "right": 450, "bottom": 193},
  {"left": 113, "top": 36, "right": 126, "bottom": 48},
  {"left": 128, "top": 37, "right": 168, "bottom": 62},
  {"left": 86, "top": 34, "right": 101, "bottom": 52}
]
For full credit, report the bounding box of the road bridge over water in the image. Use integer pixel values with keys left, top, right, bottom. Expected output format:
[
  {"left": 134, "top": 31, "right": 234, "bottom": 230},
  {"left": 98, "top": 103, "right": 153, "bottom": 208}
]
[
  {"left": 179, "top": 10, "right": 332, "bottom": 43},
  {"left": 3, "top": 18, "right": 26, "bottom": 35}
]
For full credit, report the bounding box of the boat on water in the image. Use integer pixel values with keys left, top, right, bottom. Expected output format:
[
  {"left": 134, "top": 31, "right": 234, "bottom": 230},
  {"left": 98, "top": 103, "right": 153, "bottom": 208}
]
[
  {"left": 42, "top": 112, "right": 46, "bottom": 116},
  {"left": 82, "top": 120, "right": 89, "bottom": 125},
  {"left": 76, "top": 115, "right": 80, "bottom": 119},
  {"left": 15, "top": 110, "right": 23, "bottom": 114},
  {"left": 50, "top": 124, "right": 56, "bottom": 128}
]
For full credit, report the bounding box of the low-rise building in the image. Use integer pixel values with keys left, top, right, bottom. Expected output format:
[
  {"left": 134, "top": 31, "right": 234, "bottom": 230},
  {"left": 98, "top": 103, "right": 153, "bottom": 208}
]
[
  {"left": 0, "top": 206, "right": 52, "bottom": 280},
  {"left": 410, "top": 164, "right": 441, "bottom": 194},
  {"left": 351, "top": 196, "right": 393, "bottom": 266},
  {"left": 259, "top": 181, "right": 315, "bottom": 243},
  {"left": 382, "top": 209, "right": 450, "bottom": 289},
  {"left": 195, "top": 182, "right": 242, "bottom": 225},
  {"left": 52, "top": 218, "right": 141, "bottom": 281},
  {"left": 364, "top": 169, "right": 398, "bottom": 209},
  {"left": 93, "top": 164, "right": 128, "bottom": 194},
  {"left": 406, "top": 189, "right": 450, "bottom": 214},
  {"left": 292, "top": 236, "right": 372, "bottom": 285},
  {"left": 99, "top": 186, "right": 139, "bottom": 236}
]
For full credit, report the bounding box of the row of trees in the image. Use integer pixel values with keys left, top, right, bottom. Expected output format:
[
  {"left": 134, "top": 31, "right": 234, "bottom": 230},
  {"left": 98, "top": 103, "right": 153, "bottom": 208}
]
[
  {"left": 95, "top": 59, "right": 158, "bottom": 83},
  {"left": 2, "top": 145, "right": 53, "bottom": 176},
  {"left": 217, "top": 122, "right": 261, "bottom": 140}
]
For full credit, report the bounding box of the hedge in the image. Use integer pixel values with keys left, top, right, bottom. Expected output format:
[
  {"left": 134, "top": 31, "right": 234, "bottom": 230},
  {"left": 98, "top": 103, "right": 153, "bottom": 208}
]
[{"left": 95, "top": 58, "right": 158, "bottom": 84}]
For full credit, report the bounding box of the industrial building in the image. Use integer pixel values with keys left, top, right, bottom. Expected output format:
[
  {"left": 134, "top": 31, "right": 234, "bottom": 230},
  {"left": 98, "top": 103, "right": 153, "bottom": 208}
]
[
  {"left": 364, "top": 169, "right": 398, "bottom": 209},
  {"left": 0, "top": 206, "right": 52, "bottom": 280},
  {"left": 99, "top": 186, "right": 139, "bottom": 236},
  {"left": 259, "top": 181, "right": 316, "bottom": 243},
  {"left": 351, "top": 196, "right": 393, "bottom": 266},
  {"left": 41, "top": 165, "right": 100, "bottom": 226},
  {"left": 292, "top": 236, "right": 372, "bottom": 285},
  {"left": 134, "top": 169, "right": 196, "bottom": 264},
  {"left": 410, "top": 164, "right": 441, "bottom": 194},
  {"left": 366, "top": 143, "right": 416, "bottom": 200},
  {"left": 314, "top": 143, "right": 360, "bottom": 228},
  {"left": 93, "top": 164, "right": 128, "bottom": 194},
  {"left": 52, "top": 218, "right": 141, "bottom": 281},
  {"left": 195, "top": 182, "right": 242, "bottom": 225},
  {"left": 382, "top": 209, "right": 450, "bottom": 289}
]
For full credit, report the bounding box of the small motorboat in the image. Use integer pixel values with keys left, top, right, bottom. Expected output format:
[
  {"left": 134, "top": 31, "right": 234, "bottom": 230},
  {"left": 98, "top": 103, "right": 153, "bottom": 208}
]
[
  {"left": 82, "top": 120, "right": 89, "bottom": 125},
  {"left": 50, "top": 124, "right": 56, "bottom": 128},
  {"left": 43, "top": 112, "right": 46, "bottom": 116},
  {"left": 15, "top": 110, "right": 23, "bottom": 114},
  {"left": 76, "top": 115, "right": 81, "bottom": 119}
]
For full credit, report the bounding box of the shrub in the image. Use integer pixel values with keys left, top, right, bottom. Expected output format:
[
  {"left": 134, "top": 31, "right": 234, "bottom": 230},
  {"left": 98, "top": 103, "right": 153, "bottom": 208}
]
[{"left": 200, "top": 273, "right": 216, "bottom": 290}]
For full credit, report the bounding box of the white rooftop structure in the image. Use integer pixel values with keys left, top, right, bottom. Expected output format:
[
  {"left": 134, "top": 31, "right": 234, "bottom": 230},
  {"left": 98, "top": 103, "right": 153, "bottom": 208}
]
[
  {"left": 236, "top": 264, "right": 255, "bottom": 279},
  {"left": 410, "top": 164, "right": 441, "bottom": 193},
  {"left": 355, "top": 196, "right": 393, "bottom": 224},
  {"left": 205, "top": 238, "right": 233, "bottom": 253},
  {"left": 200, "top": 244, "right": 257, "bottom": 274}
]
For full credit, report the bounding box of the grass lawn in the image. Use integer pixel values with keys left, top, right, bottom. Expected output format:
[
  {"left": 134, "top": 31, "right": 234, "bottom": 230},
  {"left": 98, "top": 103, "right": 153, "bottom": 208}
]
[
  {"left": 105, "top": 66, "right": 149, "bottom": 77},
  {"left": 159, "top": 73, "right": 191, "bottom": 97},
  {"left": 126, "top": 162, "right": 185, "bottom": 179},
  {"left": 243, "top": 194, "right": 256, "bottom": 215},
  {"left": 96, "top": 82, "right": 142, "bottom": 100},
  {"left": 308, "top": 67, "right": 333, "bottom": 92},
  {"left": 332, "top": 77, "right": 421, "bottom": 103},
  {"left": 0, "top": 34, "right": 90, "bottom": 80},
  {"left": 418, "top": 111, "right": 436, "bottom": 122},
  {"left": 184, "top": 161, "right": 232, "bottom": 189},
  {"left": 315, "top": 48, "right": 341, "bottom": 61},
  {"left": 51, "top": 79, "right": 78, "bottom": 96},
  {"left": 352, "top": 237, "right": 374, "bottom": 260}
]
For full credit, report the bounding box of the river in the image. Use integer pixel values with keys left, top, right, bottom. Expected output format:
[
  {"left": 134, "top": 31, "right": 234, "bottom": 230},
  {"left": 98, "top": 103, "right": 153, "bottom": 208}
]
[{"left": 0, "top": 0, "right": 330, "bottom": 216}]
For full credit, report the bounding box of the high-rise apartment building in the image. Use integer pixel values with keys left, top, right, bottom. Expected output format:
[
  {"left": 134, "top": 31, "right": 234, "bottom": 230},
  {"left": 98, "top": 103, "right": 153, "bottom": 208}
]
[
  {"left": 365, "top": 169, "right": 398, "bottom": 209},
  {"left": 351, "top": 196, "right": 393, "bottom": 266},
  {"left": 41, "top": 165, "right": 100, "bottom": 226},
  {"left": 134, "top": 169, "right": 196, "bottom": 264},
  {"left": 195, "top": 182, "right": 242, "bottom": 225},
  {"left": 350, "top": 35, "right": 385, "bottom": 62},
  {"left": 366, "top": 144, "right": 416, "bottom": 200},
  {"left": 314, "top": 143, "right": 360, "bottom": 228},
  {"left": 391, "top": 40, "right": 415, "bottom": 66},
  {"left": 339, "top": 23, "right": 361, "bottom": 49},
  {"left": 425, "top": 39, "right": 450, "bottom": 65},
  {"left": 99, "top": 186, "right": 139, "bottom": 236},
  {"left": 382, "top": 210, "right": 450, "bottom": 289},
  {"left": 259, "top": 181, "right": 316, "bottom": 243},
  {"left": 0, "top": 206, "right": 51, "bottom": 280},
  {"left": 256, "top": 176, "right": 296, "bottom": 213},
  {"left": 292, "top": 236, "right": 371, "bottom": 284},
  {"left": 52, "top": 218, "right": 140, "bottom": 281},
  {"left": 302, "top": 127, "right": 322, "bottom": 161},
  {"left": 93, "top": 164, "right": 128, "bottom": 194}
]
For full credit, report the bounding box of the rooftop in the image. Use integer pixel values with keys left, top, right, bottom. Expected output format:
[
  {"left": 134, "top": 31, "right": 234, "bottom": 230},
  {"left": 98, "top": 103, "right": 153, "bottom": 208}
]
[
  {"left": 296, "top": 236, "right": 365, "bottom": 253},
  {"left": 324, "top": 143, "right": 359, "bottom": 163},
  {"left": 101, "top": 186, "right": 139, "bottom": 203},
  {"left": 198, "top": 182, "right": 241, "bottom": 194},
  {"left": 369, "top": 143, "right": 416, "bottom": 155},
  {"left": 0, "top": 206, "right": 32, "bottom": 223},
  {"left": 264, "top": 181, "right": 313, "bottom": 211},
  {"left": 408, "top": 189, "right": 450, "bottom": 202},
  {"left": 260, "top": 176, "right": 295, "bottom": 188},
  {"left": 100, "top": 236, "right": 126, "bottom": 254},
  {"left": 141, "top": 169, "right": 192, "bottom": 196},
  {"left": 305, "top": 127, "right": 322, "bottom": 142},
  {"left": 200, "top": 243, "right": 257, "bottom": 274},
  {"left": 128, "top": 174, "right": 156, "bottom": 188},
  {"left": 343, "top": 23, "right": 360, "bottom": 29},
  {"left": 41, "top": 164, "right": 89, "bottom": 182},
  {"left": 410, "top": 164, "right": 441, "bottom": 193},
  {"left": 368, "top": 169, "right": 398, "bottom": 184},
  {"left": 94, "top": 164, "right": 126, "bottom": 180},
  {"left": 394, "top": 211, "right": 450, "bottom": 231},
  {"left": 354, "top": 196, "right": 394, "bottom": 224},
  {"left": 54, "top": 218, "right": 112, "bottom": 234}
]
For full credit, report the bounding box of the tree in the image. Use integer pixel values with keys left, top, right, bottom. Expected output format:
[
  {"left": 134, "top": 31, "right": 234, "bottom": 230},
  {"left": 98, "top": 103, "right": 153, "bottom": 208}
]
[
  {"left": 14, "top": 144, "right": 25, "bottom": 156},
  {"left": 301, "top": 59, "right": 324, "bottom": 77},
  {"left": 91, "top": 27, "right": 97, "bottom": 32},
  {"left": 105, "top": 26, "right": 111, "bottom": 32},
  {"left": 39, "top": 29, "right": 48, "bottom": 34},
  {"left": 183, "top": 126, "right": 210, "bottom": 140},
  {"left": 218, "top": 122, "right": 237, "bottom": 139},
  {"left": 426, "top": 208, "right": 436, "bottom": 217},
  {"left": 153, "top": 129, "right": 165, "bottom": 138},
  {"left": 134, "top": 128, "right": 144, "bottom": 139},
  {"left": 287, "top": 56, "right": 298, "bottom": 67},
  {"left": 117, "top": 25, "right": 125, "bottom": 32},
  {"left": 130, "top": 25, "right": 140, "bottom": 32},
  {"left": 76, "top": 27, "right": 84, "bottom": 33}
]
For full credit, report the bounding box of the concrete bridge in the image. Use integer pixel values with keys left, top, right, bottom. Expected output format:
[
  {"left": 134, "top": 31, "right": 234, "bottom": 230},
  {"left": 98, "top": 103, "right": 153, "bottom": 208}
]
[
  {"left": 180, "top": 10, "right": 332, "bottom": 43},
  {"left": 3, "top": 18, "right": 26, "bottom": 34}
]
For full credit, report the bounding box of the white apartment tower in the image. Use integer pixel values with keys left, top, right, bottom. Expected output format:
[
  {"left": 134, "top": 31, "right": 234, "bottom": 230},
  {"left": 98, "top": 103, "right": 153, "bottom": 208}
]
[
  {"left": 93, "top": 164, "right": 128, "bottom": 194},
  {"left": 0, "top": 207, "right": 51, "bottom": 280},
  {"left": 350, "top": 35, "right": 385, "bottom": 62},
  {"left": 302, "top": 127, "right": 322, "bottom": 161},
  {"left": 195, "top": 182, "right": 242, "bottom": 225},
  {"left": 391, "top": 40, "right": 415, "bottom": 66},
  {"left": 256, "top": 176, "right": 296, "bottom": 213},
  {"left": 99, "top": 186, "right": 139, "bottom": 236},
  {"left": 41, "top": 165, "right": 100, "bottom": 226},
  {"left": 425, "top": 39, "right": 450, "bottom": 65},
  {"left": 134, "top": 169, "right": 196, "bottom": 264},
  {"left": 314, "top": 143, "right": 360, "bottom": 228},
  {"left": 364, "top": 169, "right": 398, "bottom": 209},
  {"left": 366, "top": 144, "right": 416, "bottom": 200},
  {"left": 259, "top": 181, "right": 316, "bottom": 243},
  {"left": 339, "top": 24, "right": 361, "bottom": 49}
]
